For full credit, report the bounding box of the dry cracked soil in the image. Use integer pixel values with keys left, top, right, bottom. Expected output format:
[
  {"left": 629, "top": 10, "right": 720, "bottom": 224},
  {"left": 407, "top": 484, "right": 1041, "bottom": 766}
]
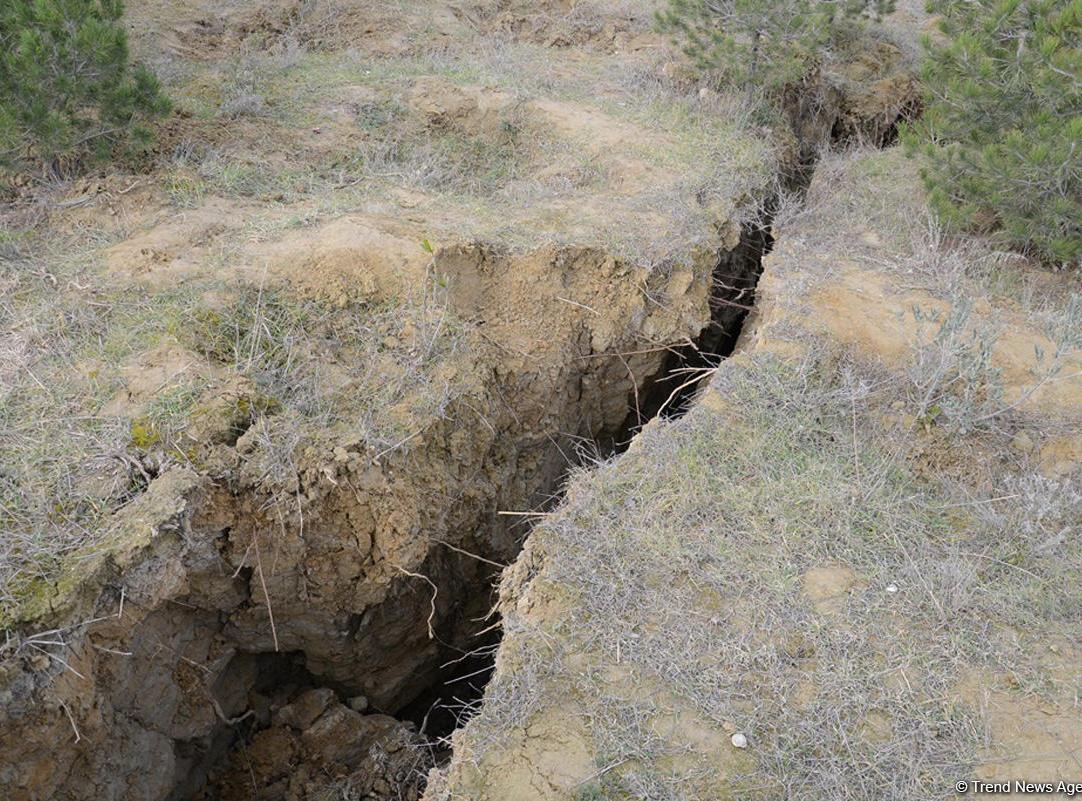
[{"left": 1, "top": 2, "right": 1079, "bottom": 801}]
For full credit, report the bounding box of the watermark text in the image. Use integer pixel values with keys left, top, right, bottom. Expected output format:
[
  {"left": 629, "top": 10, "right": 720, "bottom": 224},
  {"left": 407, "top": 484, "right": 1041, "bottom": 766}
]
[{"left": 956, "top": 781, "right": 1082, "bottom": 796}]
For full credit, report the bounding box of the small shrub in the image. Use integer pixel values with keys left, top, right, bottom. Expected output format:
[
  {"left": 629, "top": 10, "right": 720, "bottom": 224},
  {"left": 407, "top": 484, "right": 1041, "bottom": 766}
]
[
  {"left": 904, "top": 0, "right": 1082, "bottom": 266},
  {"left": 0, "top": 0, "right": 171, "bottom": 176},
  {"left": 655, "top": 0, "right": 895, "bottom": 100}
]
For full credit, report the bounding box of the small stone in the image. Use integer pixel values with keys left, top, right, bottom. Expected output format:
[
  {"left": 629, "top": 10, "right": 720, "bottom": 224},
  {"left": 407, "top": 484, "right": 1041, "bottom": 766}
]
[
  {"left": 886, "top": 584, "right": 899, "bottom": 593},
  {"left": 730, "top": 732, "right": 748, "bottom": 749},
  {"left": 274, "top": 688, "right": 336, "bottom": 730},
  {"left": 347, "top": 694, "right": 369, "bottom": 713}
]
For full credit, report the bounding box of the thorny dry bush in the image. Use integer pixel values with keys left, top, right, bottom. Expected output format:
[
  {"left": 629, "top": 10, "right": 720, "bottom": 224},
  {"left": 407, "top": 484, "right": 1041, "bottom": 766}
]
[
  {"left": 906, "top": 294, "right": 1082, "bottom": 434},
  {"left": 1, "top": 228, "right": 147, "bottom": 615},
  {"left": 438, "top": 352, "right": 1081, "bottom": 801}
]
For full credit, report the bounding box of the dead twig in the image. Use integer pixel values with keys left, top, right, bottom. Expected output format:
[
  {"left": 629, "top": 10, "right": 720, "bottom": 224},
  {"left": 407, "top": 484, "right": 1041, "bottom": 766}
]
[
  {"left": 617, "top": 351, "right": 642, "bottom": 429},
  {"left": 431, "top": 537, "right": 507, "bottom": 569},
  {"left": 655, "top": 365, "right": 717, "bottom": 418},
  {"left": 58, "top": 700, "right": 81, "bottom": 743},
  {"left": 29, "top": 643, "right": 86, "bottom": 680},
  {"left": 253, "top": 532, "right": 279, "bottom": 651},
  {"left": 206, "top": 687, "right": 256, "bottom": 726},
  {"left": 555, "top": 296, "right": 600, "bottom": 315},
  {"left": 373, "top": 430, "right": 422, "bottom": 463},
  {"left": 392, "top": 564, "right": 438, "bottom": 639}
]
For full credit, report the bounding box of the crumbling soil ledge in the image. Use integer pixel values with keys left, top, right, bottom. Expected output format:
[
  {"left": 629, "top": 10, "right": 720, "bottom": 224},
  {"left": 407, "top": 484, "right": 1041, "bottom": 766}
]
[{"left": 0, "top": 231, "right": 734, "bottom": 800}]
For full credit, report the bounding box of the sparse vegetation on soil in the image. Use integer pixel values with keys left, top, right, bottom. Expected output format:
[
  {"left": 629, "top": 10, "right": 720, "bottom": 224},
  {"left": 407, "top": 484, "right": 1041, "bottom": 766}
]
[
  {"left": 0, "top": 3, "right": 1079, "bottom": 801},
  {"left": 1, "top": 0, "right": 778, "bottom": 625},
  {"left": 429, "top": 146, "right": 1082, "bottom": 801}
]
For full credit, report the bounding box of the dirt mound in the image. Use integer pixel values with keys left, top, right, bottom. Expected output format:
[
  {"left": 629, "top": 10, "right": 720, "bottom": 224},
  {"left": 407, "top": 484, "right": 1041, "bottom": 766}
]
[
  {"left": 469, "top": 0, "right": 655, "bottom": 51},
  {"left": 125, "top": 0, "right": 307, "bottom": 60},
  {"left": 126, "top": 0, "right": 651, "bottom": 63}
]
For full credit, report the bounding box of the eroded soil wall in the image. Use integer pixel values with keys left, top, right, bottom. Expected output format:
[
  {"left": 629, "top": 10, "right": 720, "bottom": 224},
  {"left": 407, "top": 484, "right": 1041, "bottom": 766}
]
[{"left": 0, "top": 239, "right": 728, "bottom": 801}]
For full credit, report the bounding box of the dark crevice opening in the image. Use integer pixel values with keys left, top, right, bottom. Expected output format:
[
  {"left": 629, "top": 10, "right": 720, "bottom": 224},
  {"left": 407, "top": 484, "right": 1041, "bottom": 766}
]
[
  {"left": 403, "top": 107, "right": 868, "bottom": 759},
  {"left": 184, "top": 82, "right": 908, "bottom": 795},
  {"left": 184, "top": 211, "right": 780, "bottom": 800},
  {"left": 830, "top": 97, "right": 924, "bottom": 150},
  {"left": 177, "top": 651, "right": 321, "bottom": 801},
  {"left": 609, "top": 216, "right": 776, "bottom": 450},
  {"left": 390, "top": 216, "right": 782, "bottom": 771},
  {"left": 394, "top": 632, "right": 499, "bottom": 752},
  {"left": 390, "top": 556, "right": 503, "bottom": 752}
]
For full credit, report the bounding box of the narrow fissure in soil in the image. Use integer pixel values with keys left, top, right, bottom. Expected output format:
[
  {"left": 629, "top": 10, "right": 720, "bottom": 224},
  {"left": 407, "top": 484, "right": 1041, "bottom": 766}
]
[
  {"left": 610, "top": 218, "right": 775, "bottom": 446},
  {"left": 181, "top": 213, "right": 775, "bottom": 801},
  {"left": 0, "top": 52, "right": 922, "bottom": 801}
]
